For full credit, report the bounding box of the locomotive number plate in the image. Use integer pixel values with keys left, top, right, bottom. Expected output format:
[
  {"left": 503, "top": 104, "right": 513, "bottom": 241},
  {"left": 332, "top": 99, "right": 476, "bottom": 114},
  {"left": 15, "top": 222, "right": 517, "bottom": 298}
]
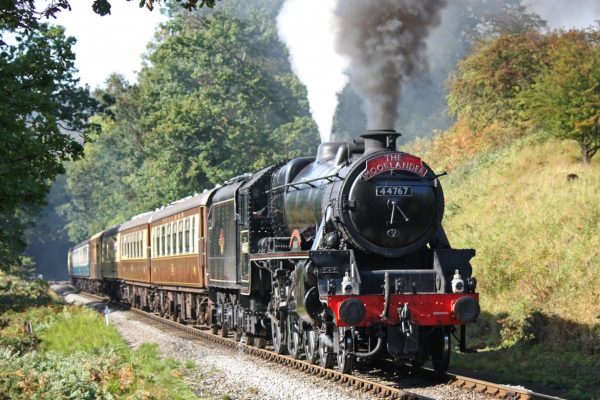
[{"left": 375, "top": 186, "right": 412, "bottom": 196}]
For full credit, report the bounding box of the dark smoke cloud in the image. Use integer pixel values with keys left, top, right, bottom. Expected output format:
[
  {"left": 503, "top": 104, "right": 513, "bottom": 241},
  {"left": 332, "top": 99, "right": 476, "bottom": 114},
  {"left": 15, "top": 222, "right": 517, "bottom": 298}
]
[{"left": 334, "top": 0, "right": 447, "bottom": 130}]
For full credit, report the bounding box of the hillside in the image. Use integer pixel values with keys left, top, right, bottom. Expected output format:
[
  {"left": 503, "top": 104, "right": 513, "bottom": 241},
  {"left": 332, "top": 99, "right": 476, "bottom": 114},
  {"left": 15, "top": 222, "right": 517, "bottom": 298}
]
[{"left": 410, "top": 135, "right": 600, "bottom": 398}]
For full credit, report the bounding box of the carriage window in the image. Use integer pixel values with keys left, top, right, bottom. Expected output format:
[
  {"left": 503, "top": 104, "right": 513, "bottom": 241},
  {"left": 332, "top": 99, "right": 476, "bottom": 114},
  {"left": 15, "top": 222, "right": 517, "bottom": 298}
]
[
  {"left": 138, "top": 231, "right": 142, "bottom": 258},
  {"left": 159, "top": 227, "right": 163, "bottom": 256},
  {"left": 172, "top": 222, "right": 177, "bottom": 254},
  {"left": 155, "top": 228, "right": 158, "bottom": 257},
  {"left": 191, "top": 216, "right": 196, "bottom": 253},
  {"left": 166, "top": 225, "right": 171, "bottom": 255},
  {"left": 185, "top": 219, "right": 190, "bottom": 253},
  {"left": 157, "top": 228, "right": 161, "bottom": 256},
  {"left": 161, "top": 225, "right": 165, "bottom": 255},
  {"left": 178, "top": 221, "right": 183, "bottom": 254}
]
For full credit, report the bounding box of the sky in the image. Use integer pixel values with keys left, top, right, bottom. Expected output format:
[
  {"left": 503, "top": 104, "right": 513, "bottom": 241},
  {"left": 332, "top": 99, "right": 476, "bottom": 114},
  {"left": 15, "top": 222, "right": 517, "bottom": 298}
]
[
  {"left": 47, "top": 0, "right": 600, "bottom": 123},
  {"left": 47, "top": 0, "right": 166, "bottom": 89}
]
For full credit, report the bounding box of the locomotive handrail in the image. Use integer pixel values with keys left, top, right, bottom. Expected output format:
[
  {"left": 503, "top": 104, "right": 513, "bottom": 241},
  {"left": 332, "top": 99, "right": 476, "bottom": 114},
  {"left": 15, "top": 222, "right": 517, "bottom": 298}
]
[{"left": 266, "top": 173, "right": 341, "bottom": 194}]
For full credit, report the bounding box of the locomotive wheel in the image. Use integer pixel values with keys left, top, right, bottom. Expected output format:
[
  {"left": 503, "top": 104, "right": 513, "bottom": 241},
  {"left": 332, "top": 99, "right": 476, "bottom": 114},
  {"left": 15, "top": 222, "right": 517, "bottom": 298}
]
[
  {"left": 336, "top": 328, "right": 354, "bottom": 374},
  {"left": 271, "top": 320, "right": 287, "bottom": 354},
  {"left": 287, "top": 316, "right": 303, "bottom": 359},
  {"left": 431, "top": 328, "right": 451, "bottom": 374},
  {"left": 304, "top": 329, "right": 319, "bottom": 364},
  {"left": 318, "top": 333, "right": 335, "bottom": 369}
]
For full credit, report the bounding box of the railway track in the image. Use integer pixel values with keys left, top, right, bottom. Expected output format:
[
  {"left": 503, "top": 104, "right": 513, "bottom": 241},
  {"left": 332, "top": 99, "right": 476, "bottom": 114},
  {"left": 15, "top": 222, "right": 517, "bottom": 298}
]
[{"left": 73, "top": 289, "right": 562, "bottom": 400}]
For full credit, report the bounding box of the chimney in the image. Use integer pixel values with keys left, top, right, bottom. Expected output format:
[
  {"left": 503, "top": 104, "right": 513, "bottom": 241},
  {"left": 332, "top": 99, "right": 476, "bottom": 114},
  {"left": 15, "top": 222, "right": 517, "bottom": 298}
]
[{"left": 361, "top": 130, "right": 401, "bottom": 154}]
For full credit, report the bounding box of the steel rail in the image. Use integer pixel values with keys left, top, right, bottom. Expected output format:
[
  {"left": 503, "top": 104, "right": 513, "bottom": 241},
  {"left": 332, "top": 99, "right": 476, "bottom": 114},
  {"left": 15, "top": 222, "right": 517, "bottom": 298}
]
[{"left": 73, "top": 290, "right": 563, "bottom": 400}]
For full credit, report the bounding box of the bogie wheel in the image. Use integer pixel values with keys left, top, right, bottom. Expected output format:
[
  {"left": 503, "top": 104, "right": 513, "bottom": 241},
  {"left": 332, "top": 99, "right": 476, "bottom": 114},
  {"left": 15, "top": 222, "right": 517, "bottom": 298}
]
[
  {"left": 318, "top": 333, "right": 335, "bottom": 369},
  {"left": 431, "top": 328, "right": 451, "bottom": 374},
  {"left": 336, "top": 328, "right": 354, "bottom": 374},
  {"left": 210, "top": 324, "right": 218, "bottom": 335},
  {"left": 243, "top": 334, "right": 255, "bottom": 346},
  {"left": 304, "top": 329, "right": 319, "bottom": 364},
  {"left": 220, "top": 323, "right": 229, "bottom": 338},
  {"left": 287, "top": 315, "right": 303, "bottom": 359},
  {"left": 271, "top": 320, "right": 287, "bottom": 354},
  {"left": 256, "top": 336, "right": 267, "bottom": 349},
  {"left": 255, "top": 328, "right": 267, "bottom": 349}
]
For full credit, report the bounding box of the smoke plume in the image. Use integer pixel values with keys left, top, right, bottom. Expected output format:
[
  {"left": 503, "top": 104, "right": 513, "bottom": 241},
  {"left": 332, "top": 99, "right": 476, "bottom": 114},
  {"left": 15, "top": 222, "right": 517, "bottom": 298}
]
[{"left": 334, "top": 0, "right": 447, "bottom": 130}]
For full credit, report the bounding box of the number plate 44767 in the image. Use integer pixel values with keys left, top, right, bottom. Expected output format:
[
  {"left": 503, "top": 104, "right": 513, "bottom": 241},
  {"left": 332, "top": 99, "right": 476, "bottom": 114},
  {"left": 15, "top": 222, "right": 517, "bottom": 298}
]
[{"left": 375, "top": 186, "right": 412, "bottom": 196}]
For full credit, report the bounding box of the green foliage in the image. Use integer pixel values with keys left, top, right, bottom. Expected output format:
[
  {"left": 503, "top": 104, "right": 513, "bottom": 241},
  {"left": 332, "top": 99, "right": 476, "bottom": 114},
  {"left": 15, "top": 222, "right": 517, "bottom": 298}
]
[
  {"left": 524, "top": 29, "right": 600, "bottom": 163},
  {"left": 64, "top": 4, "right": 319, "bottom": 241},
  {"left": 38, "top": 306, "right": 126, "bottom": 354},
  {"left": 0, "top": 0, "right": 218, "bottom": 31},
  {"left": 331, "top": 84, "right": 367, "bottom": 140},
  {"left": 447, "top": 26, "right": 600, "bottom": 163},
  {"left": 447, "top": 30, "right": 549, "bottom": 131},
  {"left": 0, "top": 23, "right": 96, "bottom": 268},
  {"left": 0, "top": 271, "right": 54, "bottom": 314},
  {"left": 0, "top": 303, "right": 197, "bottom": 399}
]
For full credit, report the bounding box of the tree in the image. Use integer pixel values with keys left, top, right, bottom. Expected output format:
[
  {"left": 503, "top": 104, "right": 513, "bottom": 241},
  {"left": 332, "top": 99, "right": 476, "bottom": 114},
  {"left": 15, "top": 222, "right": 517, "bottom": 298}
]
[
  {"left": 64, "top": 3, "right": 319, "bottom": 241},
  {"left": 0, "top": 23, "right": 96, "bottom": 268},
  {"left": 133, "top": 7, "right": 318, "bottom": 204},
  {"left": 447, "top": 30, "right": 549, "bottom": 132},
  {"left": 0, "top": 0, "right": 219, "bottom": 33},
  {"left": 524, "top": 29, "right": 600, "bottom": 163}
]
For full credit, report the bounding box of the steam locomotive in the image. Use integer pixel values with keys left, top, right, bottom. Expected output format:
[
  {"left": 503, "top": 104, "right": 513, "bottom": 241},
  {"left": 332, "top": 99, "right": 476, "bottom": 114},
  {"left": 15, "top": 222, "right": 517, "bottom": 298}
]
[{"left": 68, "top": 130, "right": 479, "bottom": 374}]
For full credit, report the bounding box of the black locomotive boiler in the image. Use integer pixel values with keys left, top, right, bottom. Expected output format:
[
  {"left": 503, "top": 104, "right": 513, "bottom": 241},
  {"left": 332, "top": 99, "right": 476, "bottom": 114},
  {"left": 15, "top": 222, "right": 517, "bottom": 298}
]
[{"left": 69, "top": 129, "right": 480, "bottom": 374}]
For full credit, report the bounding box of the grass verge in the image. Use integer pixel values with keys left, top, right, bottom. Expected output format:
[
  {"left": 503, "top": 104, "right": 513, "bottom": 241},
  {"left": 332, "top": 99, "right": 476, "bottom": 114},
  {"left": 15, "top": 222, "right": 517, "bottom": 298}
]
[
  {"left": 409, "top": 133, "right": 600, "bottom": 399},
  {"left": 0, "top": 275, "right": 199, "bottom": 399}
]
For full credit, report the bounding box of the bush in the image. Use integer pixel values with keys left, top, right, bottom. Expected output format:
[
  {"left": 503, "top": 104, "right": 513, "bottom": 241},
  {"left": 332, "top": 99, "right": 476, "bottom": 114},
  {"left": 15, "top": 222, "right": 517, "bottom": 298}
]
[
  {"left": 0, "top": 295, "right": 197, "bottom": 399},
  {"left": 0, "top": 271, "right": 54, "bottom": 314}
]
